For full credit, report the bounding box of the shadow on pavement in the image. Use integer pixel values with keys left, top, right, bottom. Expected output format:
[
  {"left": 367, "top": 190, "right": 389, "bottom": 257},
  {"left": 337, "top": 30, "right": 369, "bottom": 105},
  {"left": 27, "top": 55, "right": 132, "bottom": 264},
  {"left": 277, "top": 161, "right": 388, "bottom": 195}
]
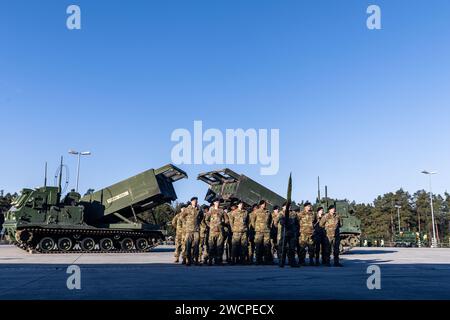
[
  {"left": 1, "top": 257, "right": 450, "bottom": 300},
  {"left": 346, "top": 249, "right": 398, "bottom": 255}
]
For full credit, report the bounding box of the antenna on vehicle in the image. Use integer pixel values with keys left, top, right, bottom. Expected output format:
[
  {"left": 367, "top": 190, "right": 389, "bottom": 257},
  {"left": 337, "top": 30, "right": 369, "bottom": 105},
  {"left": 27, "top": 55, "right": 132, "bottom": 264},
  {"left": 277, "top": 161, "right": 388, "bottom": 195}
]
[
  {"left": 325, "top": 185, "right": 328, "bottom": 209},
  {"left": 44, "top": 162, "right": 48, "bottom": 187},
  {"left": 58, "top": 156, "right": 63, "bottom": 193},
  {"left": 317, "top": 176, "right": 321, "bottom": 201}
]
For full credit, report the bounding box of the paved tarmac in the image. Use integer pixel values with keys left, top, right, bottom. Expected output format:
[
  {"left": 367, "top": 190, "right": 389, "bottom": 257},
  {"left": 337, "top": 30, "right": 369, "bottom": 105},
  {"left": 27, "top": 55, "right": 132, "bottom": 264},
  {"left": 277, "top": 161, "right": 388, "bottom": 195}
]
[{"left": 0, "top": 245, "right": 449, "bottom": 300}]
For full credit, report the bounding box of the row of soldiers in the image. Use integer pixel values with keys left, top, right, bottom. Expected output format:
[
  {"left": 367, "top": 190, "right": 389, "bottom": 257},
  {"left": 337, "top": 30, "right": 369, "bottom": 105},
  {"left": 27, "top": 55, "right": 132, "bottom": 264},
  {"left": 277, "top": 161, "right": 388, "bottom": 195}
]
[{"left": 171, "top": 197, "right": 343, "bottom": 267}]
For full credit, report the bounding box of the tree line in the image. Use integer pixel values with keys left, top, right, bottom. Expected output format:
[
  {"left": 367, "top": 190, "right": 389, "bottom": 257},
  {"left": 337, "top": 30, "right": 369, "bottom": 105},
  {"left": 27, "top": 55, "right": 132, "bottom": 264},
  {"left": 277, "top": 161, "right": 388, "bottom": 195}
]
[{"left": 353, "top": 189, "right": 450, "bottom": 243}]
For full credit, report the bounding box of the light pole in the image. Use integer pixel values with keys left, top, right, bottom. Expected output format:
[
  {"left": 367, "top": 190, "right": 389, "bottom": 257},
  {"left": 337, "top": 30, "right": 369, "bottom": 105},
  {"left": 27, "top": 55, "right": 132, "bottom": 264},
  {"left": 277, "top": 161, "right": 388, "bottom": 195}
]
[
  {"left": 390, "top": 209, "right": 395, "bottom": 241},
  {"left": 395, "top": 204, "right": 402, "bottom": 234},
  {"left": 421, "top": 170, "right": 438, "bottom": 248},
  {"left": 69, "top": 150, "right": 91, "bottom": 192}
]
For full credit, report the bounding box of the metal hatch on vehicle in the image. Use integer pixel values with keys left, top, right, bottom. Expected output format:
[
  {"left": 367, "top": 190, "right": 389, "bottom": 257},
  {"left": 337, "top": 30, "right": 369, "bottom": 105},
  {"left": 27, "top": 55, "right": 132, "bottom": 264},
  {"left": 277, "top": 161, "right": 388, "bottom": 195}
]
[
  {"left": 155, "top": 164, "right": 188, "bottom": 182},
  {"left": 197, "top": 169, "right": 241, "bottom": 185}
]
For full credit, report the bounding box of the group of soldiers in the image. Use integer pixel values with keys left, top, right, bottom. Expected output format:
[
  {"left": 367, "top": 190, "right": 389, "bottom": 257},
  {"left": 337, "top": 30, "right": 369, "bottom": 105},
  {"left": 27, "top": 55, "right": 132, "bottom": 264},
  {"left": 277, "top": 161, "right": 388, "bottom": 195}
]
[{"left": 171, "top": 197, "right": 343, "bottom": 268}]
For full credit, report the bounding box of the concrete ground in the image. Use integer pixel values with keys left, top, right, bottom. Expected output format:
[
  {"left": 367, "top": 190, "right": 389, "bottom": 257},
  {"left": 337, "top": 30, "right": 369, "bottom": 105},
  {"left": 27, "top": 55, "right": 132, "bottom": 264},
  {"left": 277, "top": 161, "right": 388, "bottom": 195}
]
[{"left": 0, "top": 244, "right": 449, "bottom": 300}]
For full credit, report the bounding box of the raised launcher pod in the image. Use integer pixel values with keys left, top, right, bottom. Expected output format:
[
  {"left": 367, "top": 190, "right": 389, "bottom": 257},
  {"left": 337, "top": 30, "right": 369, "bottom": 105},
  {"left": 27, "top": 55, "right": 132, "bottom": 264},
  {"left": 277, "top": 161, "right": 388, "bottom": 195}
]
[
  {"left": 81, "top": 164, "right": 187, "bottom": 229},
  {"left": 197, "top": 168, "right": 292, "bottom": 210},
  {"left": 4, "top": 164, "right": 187, "bottom": 253}
]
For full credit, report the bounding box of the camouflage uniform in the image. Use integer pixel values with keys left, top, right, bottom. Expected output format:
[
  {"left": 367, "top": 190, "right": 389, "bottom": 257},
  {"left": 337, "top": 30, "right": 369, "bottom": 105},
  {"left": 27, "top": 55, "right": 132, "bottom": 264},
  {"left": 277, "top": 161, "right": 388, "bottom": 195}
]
[
  {"left": 251, "top": 208, "right": 272, "bottom": 264},
  {"left": 198, "top": 213, "right": 209, "bottom": 263},
  {"left": 171, "top": 212, "right": 185, "bottom": 263},
  {"left": 319, "top": 212, "right": 341, "bottom": 265},
  {"left": 247, "top": 209, "right": 257, "bottom": 263},
  {"left": 206, "top": 207, "right": 226, "bottom": 265},
  {"left": 270, "top": 211, "right": 280, "bottom": 259},
  {"left": 277, "top": 210, "right": 299, "bottom": 267},
  {"left": 223, "top": 211, "right": 233, "bottom": 263},
  {"left": 297, "top": 210, "right": 315, "bottom": 265},
  {"left": 313, "top": 213, "right": 326, "bottom": 265},
  {"left": 229, "top": 208, "right": 249, "bottom": 264},
  {"left": 182, "top": 205, "right": 202, "bottom": 265}
]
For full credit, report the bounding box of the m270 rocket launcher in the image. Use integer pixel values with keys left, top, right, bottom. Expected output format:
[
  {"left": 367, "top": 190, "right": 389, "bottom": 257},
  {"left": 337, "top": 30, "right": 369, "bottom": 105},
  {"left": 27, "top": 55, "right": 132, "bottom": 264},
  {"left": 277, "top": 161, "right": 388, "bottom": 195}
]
[
  {"left": 197, "top": 168, "right": 288, "bottom": 209},
  {"left": 3, "top": 164, "right": 187, "bottom": 253}
]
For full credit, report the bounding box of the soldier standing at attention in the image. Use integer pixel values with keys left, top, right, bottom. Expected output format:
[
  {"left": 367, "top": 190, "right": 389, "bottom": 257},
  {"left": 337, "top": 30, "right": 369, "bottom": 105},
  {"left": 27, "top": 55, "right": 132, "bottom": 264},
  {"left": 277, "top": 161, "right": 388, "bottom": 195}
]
[
  {"left": 206, "top": 198, "right": 227, "bottom": 266},
  {"left": 319, "top": 205, "right": 343, "bottom": 267},
  {"left": 182, "top": 197, "right": 202, "bottom": 266},
  {"left": 199, "top": 205, "right": 210, "bottom": 265},
  {"left": 278, "top": 202, "right": 299, "bottom": 268},
  {"left": 297, "top": 201, "right": 315, "bottom": 266},
  {"left": 252, "top": 200, "right": 272, "bottom": 265},
  {"left": 229, "top": 200, "right": 249, "bottom": 265},
  {"left": 247, "top": 204, "right": 258, "bottom": 264},
  {"left": 270, "top": 205, "right": 281, "bottom": 260},
  {"left": 171, "top": 204, "right": 186, "bottom": 263},
  {"left": 223, "top": 206, "right": 233, "bottom": 263},
  {"left": 313, "top": 206, "right": 326, "bottom": 266}
]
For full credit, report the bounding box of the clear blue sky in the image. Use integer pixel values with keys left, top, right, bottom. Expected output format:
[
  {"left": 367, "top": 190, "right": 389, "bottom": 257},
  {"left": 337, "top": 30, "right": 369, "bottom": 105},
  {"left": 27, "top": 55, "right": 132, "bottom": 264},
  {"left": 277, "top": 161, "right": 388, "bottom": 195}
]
[{"left": 1, "top": 0, "right": 449, "bottom": 204}]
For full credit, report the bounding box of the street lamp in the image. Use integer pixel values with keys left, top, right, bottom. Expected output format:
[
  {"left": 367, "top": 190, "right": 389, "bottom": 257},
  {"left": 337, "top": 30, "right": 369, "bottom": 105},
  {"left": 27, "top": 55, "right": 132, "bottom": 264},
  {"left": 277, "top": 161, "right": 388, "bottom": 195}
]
[
  {"left": 69, "top": 149, "right": 91, "bottom": 192},
  {"left": 394, "top": 204, "right": 402, "bottom": 234},
  {"left": 421, "top": 170, "right": 438, "bottom": 248}
]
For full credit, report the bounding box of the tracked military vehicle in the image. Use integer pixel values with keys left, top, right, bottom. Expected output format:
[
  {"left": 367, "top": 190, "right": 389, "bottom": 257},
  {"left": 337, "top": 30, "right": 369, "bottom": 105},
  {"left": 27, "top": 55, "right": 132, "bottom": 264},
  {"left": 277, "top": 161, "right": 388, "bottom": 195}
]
[
  {"left": 198, "top": 170, "right": 361, "bottom": 253},
  {"left": 197, "top": 168, "right": 290, "bottom": 209},
  {"left": 3, "top": 164, "right": 187, "bottom": 253},
  {"left": 315, "top": 181, "right": 361, "bottom": 253},
  {"left": 394, "top": 230, "right": 425, "bottom": 247}
]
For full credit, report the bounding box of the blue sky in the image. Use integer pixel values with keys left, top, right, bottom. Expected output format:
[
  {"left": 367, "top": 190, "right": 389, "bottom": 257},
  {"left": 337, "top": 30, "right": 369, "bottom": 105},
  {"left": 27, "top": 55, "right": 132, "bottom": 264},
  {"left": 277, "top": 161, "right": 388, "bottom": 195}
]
[{"left": 0, "top": 0, "right": 449, "bottom": 204}]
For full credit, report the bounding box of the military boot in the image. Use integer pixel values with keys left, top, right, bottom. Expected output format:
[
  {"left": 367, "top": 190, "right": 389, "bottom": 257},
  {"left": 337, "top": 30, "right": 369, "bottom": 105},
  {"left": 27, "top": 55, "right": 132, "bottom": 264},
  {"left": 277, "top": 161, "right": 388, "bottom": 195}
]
[{"left": 174, "top": 257, "right": 179, "bottom": 263}]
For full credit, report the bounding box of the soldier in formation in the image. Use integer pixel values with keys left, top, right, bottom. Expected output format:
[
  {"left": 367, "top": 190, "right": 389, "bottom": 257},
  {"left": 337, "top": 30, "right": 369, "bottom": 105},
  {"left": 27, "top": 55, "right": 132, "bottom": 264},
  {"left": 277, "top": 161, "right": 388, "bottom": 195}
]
[
  {"left": 297, "top": 202, "right": 315, "bottom": 266},
  {"left": 199, "top": 204, "right": 210, "bottom": 264},
  {"left": 206, "top": 198, "right": 227, "bottom": 266},
  {"left": 172, "top": 197, "right": 342, "bottom": 268},
  {"left": 251, "top": 200, "right": 272, "bottom": 265},
  {"left": 181, "top": 197, "right": 202, "bottom": 266},
  {"left": 172, "top": 204, "right": 186, "bottom": 264},
  {"left": 223, "top": 207, "right": 233, "bottom": 263},
  {"left": 278, "top": 202, "right": 299, "bottom": 267},
  {"left": 319, "top": 205, "right": 343, "bottom": 267},
  {"left": 270, "top": 205, "right": 281, "bottom": 260},
  {"left": 313, "top": 206, "right": 326, "bottom": 265},
  {"left": 247, "top": 204, "right": 258, "bottom": 263},
  {"left": 229, "top": 200, "right": 249, "bottom": 265}
]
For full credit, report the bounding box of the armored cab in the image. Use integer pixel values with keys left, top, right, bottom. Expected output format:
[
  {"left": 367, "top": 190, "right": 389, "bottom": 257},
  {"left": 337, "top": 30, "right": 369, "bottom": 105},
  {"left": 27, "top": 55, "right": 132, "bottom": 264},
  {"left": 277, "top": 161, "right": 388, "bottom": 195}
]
[
  {"left": 197, "top": 168, "right": 289, "bottom": 210},
  {"left": 3, "top": 164, "right": 187, "bottom": 253}
]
